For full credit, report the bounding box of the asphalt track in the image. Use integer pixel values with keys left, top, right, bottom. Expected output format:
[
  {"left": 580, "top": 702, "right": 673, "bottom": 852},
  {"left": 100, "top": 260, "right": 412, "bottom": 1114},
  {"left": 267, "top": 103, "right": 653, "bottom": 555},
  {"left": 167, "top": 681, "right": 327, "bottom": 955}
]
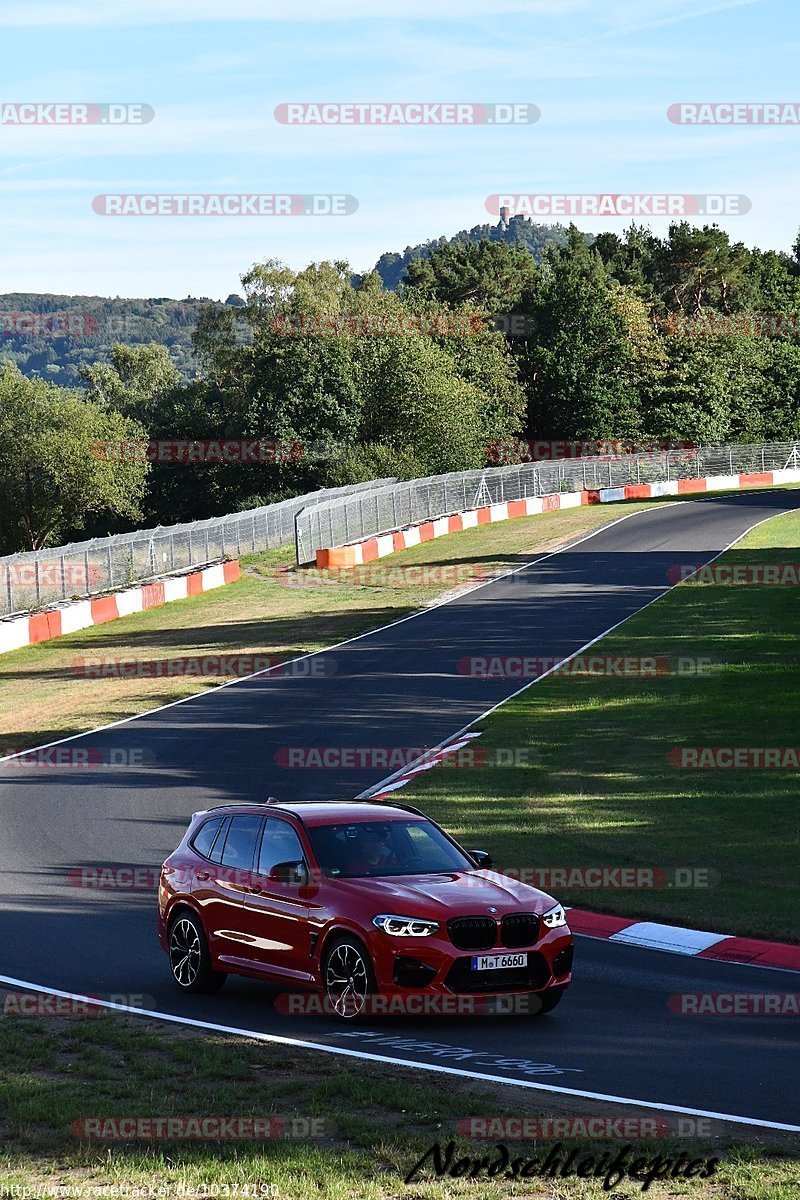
[{"left": 1, "top": 491, "right": 799, "bottom": 1131}]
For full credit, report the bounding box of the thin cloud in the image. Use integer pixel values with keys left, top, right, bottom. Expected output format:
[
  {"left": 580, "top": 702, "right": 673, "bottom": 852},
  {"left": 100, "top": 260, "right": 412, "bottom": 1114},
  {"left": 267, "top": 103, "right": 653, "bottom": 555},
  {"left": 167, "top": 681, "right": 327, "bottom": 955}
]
[{"left": 0, "top": 0, "right": 585, "bottom": 28}]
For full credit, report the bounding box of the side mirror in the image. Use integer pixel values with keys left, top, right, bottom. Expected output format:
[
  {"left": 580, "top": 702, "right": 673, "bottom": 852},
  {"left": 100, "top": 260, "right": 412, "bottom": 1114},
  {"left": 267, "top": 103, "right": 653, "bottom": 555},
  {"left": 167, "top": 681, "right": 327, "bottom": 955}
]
[
  {"left": 469, "top": 850, "right": 492, "bottom": 869},
  {"left": 269, "top": 860, "right": 309, "bottom": 885}
]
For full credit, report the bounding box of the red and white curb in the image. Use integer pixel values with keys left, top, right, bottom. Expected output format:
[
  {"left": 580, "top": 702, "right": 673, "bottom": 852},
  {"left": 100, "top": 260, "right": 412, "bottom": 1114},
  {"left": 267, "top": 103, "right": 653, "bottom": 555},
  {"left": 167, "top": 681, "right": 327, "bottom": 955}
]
[
  {"left": 566, "top": 909, "right": 800, "bottom": 972},
  {"left": 363, "top": 735, "right": 800, "bottom": 974},
  {"left": 365, "top": 732, "right": 485, "bottom": 799},
  {"left": 315, "top": 468, "right": 800, "bottom": 568},
  {"left": 0, "top": 561, "right": 241, "bottom": 657}
]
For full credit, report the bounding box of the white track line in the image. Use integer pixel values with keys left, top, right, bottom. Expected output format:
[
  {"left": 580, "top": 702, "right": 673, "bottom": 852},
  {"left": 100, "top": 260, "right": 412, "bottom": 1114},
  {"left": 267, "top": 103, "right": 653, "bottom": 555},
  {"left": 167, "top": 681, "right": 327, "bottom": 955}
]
[
  {"left": 359, "top": 505, "right": 796, "bottom": 798},
  {"left": 0, "top": 974, "right": 797, "bottom": 1132}
]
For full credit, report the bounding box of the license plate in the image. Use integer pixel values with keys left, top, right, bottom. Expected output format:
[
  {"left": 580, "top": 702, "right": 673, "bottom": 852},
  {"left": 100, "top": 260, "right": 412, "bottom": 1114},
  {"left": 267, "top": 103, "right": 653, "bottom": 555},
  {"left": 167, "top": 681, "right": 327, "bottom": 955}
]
[{"left": 471, "top": 952, "right": 527, "bottom": 971}]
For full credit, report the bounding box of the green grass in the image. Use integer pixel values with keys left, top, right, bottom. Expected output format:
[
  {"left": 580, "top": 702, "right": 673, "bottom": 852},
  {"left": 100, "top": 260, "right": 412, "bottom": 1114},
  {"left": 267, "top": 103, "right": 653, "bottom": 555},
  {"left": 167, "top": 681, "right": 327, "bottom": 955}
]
[
  {"left": 400, "top": 509, "right": 800, "bottom": 942},
  {"left": 0, "top": 1003, "right": 797, "bottom": 1198}
]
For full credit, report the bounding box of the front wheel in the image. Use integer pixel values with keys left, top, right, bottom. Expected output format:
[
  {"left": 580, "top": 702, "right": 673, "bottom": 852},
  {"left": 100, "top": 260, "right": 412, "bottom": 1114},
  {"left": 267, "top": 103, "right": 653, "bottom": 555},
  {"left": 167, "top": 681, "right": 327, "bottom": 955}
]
[
  {"left": 322, "top": 936, "right": 375, "bottom": 1019},
  {"left": 168, "top": 910, "right": 227, "bottom": 994}
]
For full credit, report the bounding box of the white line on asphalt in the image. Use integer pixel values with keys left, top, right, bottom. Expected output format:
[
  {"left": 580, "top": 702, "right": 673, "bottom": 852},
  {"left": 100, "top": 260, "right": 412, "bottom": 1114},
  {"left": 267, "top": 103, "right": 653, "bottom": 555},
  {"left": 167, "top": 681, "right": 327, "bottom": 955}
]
[{"left": 0, "top": 973, "right": 798, "bottom": 1132}]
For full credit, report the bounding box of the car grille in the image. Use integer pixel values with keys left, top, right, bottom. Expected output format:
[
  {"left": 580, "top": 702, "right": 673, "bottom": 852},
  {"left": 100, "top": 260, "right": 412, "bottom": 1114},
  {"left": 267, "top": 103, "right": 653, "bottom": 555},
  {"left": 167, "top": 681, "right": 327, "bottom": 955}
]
[
  {"left": 447, "top": 916, "right": 497, "bottom": 951},
  {"left": 445, "top": 952, "right": 551, "bottom": 994},
  {"left": 501, "top": 913, "right": 540, "bottom": 948}
]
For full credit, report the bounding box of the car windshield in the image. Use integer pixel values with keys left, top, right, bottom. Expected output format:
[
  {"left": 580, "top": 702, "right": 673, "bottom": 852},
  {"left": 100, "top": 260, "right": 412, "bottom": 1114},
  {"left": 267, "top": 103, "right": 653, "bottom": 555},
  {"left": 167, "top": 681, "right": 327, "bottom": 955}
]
[{"left": 307, "top": 819, "right": 474, "bottom": 879}]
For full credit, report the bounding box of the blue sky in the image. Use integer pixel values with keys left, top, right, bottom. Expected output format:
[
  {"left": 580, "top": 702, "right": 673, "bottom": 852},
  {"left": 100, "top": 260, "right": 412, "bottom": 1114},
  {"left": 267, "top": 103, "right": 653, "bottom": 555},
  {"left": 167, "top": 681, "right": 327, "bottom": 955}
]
[{"left": 0, "top": 0, "right": 797, "bottom": 298}]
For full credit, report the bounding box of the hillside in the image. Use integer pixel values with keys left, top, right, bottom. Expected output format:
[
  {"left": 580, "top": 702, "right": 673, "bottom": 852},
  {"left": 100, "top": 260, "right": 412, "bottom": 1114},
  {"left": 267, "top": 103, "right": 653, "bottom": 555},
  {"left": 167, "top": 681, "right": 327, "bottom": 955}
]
[
  {"left": 1, "top": 217, "right": 576, "bottom": 384},
  {"left": 0, "top": 293, "right": 227, "bottom": 387}
]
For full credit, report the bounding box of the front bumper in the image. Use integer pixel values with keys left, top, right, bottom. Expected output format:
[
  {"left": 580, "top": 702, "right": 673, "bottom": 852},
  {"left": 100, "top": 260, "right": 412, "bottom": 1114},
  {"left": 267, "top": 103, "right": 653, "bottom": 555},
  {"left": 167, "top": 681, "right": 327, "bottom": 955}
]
[{"left": 366, "top": 922, "right": 573, "bottom": 1000}]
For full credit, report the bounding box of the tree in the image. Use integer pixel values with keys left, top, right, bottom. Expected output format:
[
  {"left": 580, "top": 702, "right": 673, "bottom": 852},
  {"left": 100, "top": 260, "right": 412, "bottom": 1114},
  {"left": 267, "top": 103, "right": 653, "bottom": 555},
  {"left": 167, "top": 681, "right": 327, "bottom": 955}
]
[
  {"left": 404, "top": 239, "right": 537, "bottom": 313},
  {"left": 81, "top": 342, "right": 180, "bottom": 420},
  {"left": 517, "top": 228, "right": 647, "bottom": 441},
  {"left": 0, "top": 363, "right": 148, "bottom": 552},
  {"left": 191, "top": 257, "right": 526, "bottom": 486},
  {"left": 651, "top": 224, "right": 751, "bottom": 316}
]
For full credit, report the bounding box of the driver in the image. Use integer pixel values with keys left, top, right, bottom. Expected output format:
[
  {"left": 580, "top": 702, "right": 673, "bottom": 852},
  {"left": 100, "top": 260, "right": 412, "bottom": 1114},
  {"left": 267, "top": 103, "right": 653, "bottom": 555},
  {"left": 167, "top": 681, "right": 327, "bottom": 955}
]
[{"left": 345, "top": 825, "right": 396, "bottom": 874}]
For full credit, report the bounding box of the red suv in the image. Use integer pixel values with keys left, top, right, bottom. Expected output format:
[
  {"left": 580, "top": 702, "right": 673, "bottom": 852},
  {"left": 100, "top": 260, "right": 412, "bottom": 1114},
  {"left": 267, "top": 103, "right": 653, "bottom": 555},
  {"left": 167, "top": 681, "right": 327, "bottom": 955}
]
[{"left": 157, "top": 799, "right": 573, "bottom": 1018}]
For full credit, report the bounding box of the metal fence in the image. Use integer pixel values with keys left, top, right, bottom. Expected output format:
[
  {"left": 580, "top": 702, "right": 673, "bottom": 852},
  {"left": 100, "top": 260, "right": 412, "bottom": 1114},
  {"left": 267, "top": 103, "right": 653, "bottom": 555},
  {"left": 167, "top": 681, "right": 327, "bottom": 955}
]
[
  {"left": 295, "top": 441, "right": 800, "bottom": 563},
  {"left": 0, "top": 478, "right": 394, "bottom": 618}
]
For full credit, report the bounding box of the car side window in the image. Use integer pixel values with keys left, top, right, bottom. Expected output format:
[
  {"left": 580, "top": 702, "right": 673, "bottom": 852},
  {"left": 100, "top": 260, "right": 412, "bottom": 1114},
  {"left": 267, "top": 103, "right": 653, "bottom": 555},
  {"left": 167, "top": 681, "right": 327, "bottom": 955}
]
[
  {"left": 191, "top": 816, "right": 225, "bottom": 860},
  {"left": 219, "top": 815, "right": 263, "bottom": 870},
  {"left": 208, "top": 816, "right": 230, "bottom": 863},
  {"left": 258, "top": 818, "right": 306, "bottom": 879}
]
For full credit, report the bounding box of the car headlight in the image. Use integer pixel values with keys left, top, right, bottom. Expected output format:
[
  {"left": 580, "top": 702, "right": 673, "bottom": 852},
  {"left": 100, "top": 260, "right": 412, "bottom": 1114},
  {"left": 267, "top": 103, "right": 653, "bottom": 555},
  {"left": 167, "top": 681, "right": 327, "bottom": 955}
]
[
  {"left": 372, "top": 914, "right": 440, "bottom": 937},
  {"left": 542, "top": 903, "right": 568, "bottom": 929}
]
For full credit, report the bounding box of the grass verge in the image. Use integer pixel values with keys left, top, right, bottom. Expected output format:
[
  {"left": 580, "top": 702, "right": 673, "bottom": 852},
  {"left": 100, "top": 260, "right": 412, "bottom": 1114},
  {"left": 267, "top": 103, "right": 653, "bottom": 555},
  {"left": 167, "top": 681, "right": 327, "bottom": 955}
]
[
  {"left": 0, "top": 998, "right": 797, "bottom": 1199},
  {"left": 399, "top": 509, "right": 800, "bottom": 941}
]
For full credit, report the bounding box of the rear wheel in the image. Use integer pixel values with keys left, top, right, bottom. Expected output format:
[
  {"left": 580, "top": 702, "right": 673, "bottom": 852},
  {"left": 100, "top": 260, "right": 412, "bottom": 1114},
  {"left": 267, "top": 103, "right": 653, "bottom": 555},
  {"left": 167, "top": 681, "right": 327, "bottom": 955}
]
[
  {"left": 322, "top": 936, "right": 375, "bottom": 1019},
  {"left": 168, "top": 910, "right": 227, "bottom": 994}
]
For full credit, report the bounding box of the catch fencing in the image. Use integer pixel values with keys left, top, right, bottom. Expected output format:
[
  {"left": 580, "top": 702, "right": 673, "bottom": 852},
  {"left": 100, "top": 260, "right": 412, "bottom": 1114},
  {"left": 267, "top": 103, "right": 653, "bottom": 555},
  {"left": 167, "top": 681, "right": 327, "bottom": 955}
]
[
  {"left": 294, "top": 441, "right": 800, "bottom": 563},
  {"left": 0, "top": 479, "right": 394, "bottom": 618}
]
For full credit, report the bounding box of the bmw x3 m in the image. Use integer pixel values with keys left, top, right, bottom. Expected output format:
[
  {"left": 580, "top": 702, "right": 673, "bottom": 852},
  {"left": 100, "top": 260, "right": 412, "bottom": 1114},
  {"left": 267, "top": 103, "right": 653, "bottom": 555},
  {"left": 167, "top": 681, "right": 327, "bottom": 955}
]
[{"left": 157, "top": 799, "right": 573, "bottom": 1018}]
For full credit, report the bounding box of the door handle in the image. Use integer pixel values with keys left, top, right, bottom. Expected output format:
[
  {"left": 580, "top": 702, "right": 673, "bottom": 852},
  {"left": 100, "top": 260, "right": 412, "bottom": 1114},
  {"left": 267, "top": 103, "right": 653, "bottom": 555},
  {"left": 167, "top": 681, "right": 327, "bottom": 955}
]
[
  {"left": 196, "top": 871, "right": 210, "bottom": 881},
  {"left": 246, "top": 884, "right": 262, "bottom": 894}
]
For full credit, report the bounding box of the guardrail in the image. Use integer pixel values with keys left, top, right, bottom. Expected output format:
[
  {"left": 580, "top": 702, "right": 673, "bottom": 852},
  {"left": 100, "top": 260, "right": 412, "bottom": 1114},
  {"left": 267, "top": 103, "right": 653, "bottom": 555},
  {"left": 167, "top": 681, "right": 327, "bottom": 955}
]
[
  {"left": 294, "top": 442, "right": 800, "bottom": 564},
  {"left": 0, "top": 478, "right": 395, "bottom": 618}
]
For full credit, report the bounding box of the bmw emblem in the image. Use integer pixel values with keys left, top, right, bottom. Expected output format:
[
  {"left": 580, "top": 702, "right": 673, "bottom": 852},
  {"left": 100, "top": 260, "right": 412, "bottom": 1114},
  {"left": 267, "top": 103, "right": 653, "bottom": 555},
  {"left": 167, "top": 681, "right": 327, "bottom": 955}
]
[{"left": 488, "top": 906, "right": 498, "bottom": 914}]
